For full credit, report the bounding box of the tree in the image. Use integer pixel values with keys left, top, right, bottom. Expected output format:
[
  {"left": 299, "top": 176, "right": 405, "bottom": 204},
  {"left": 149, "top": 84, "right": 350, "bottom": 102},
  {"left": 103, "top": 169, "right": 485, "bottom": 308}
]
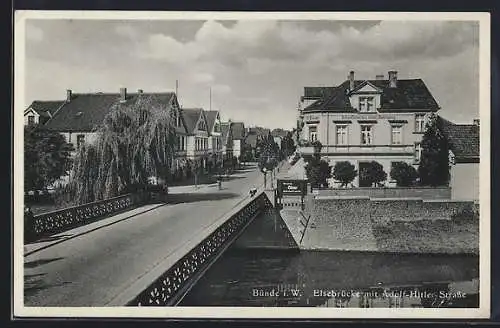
[
  {"left": 66, "top": 94, "right": 177, "bottom": 205},
  {"left": 418, "top": 114, "right": 450, "bottom": 186},
  {"left": 359, "top": 161, "right": 387, "bottom": 187},
  {"left": 24, "top": 126, "right": 74, "bottom": 193},
  {"left": 258, "top": 133, "right": 280, "bottom": 188},
  {"left": 390, "top": 162, "right": 418, "bottom": 187},
  {"left": 280, "top": 132, "right": 296, "bottom": 158},
  {"left": 332, "top": 161, "right": 357, "bottom": 187},
  {"left": 304, "top": 141, "right": 331, "bottom": 188}
]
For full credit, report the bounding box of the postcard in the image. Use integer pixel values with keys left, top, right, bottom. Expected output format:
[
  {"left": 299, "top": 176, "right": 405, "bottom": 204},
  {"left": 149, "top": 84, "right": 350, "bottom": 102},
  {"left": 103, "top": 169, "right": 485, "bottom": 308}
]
[{"left": 13, "top": 10, "right": 490, "bottom": 319}]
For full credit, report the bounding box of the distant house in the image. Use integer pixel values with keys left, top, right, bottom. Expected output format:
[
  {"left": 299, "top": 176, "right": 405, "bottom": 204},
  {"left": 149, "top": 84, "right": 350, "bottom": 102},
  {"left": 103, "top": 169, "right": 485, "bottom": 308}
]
[
  {"left": 231, "top": 122, "right": 246, "bottom": 159},
  {"left": 24, "top": 100, "right": 65, "bottom": 126},
  {"left": 220, "top": 122, "right": 234, "bottom": 158},
  {"left": 204, "top": 110, "right": 223, "bottom": 159},
  {"left": 181, "top": 108, "right": 212, "bottom": 164},
  {"left": 441, "top": 118, "right": 480, "bottom": 201}
]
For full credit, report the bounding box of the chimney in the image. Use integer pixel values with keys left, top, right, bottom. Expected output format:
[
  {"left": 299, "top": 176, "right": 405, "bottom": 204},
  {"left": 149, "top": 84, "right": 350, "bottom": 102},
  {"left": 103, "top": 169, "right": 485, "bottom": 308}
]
[
  {"left": 66, "top": 89, "right": 72, "bottom": 102},
  {"left": 376, "top": 74, "right": 384, "bottom": 80},
  {"left": 120, "top": 87, "right": 127, "bottom": 102},
  {"left": 348, "top": 71, "right": 355, "bottom": 91},
  {"left": 473, "top": 119, "right": 480, "bottom": 127},
  {"left": 388, "top": 71, "right": 398, "bottom": 88}
]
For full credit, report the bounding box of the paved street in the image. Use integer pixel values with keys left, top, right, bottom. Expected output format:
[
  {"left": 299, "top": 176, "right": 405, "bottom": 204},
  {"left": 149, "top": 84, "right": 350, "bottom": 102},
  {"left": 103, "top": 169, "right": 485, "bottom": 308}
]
[{"left": 24, "top": 164, "right": 266, "bottom": 306}]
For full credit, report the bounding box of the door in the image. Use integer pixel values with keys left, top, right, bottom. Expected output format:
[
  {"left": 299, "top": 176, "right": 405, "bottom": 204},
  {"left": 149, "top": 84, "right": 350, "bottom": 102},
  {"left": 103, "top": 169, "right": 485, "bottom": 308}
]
[{"left": 358, "top": 161, "right": 372, "bottom": 187}]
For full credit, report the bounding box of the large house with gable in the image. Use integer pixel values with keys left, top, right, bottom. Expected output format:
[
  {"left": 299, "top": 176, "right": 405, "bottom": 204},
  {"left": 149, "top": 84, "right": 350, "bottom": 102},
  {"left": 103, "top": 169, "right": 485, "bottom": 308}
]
[
  {"left": 25, "top": 87, "right": 236, "bottom": 178},
  {"left": 24, "top": 99, "right": 66, "bottom": 126},
  {"left": 298, "top": 70, "right": 441, "bottom": 187}
]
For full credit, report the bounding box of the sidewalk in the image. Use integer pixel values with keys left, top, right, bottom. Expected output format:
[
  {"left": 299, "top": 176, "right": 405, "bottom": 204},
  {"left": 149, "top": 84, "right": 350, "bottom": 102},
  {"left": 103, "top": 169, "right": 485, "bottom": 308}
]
[{"left": 24, "top": 203, "right": 164, "bottom": 255}]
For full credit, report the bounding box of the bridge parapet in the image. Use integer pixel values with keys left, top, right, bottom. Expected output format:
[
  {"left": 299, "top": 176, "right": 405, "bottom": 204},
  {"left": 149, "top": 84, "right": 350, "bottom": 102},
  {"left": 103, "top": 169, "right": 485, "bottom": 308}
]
[
  {"left": 25, "top": 191, "right": 149, "bottom": 242},
  {"left": 122, "top": 192, "right": 271, "bottom": 306}
]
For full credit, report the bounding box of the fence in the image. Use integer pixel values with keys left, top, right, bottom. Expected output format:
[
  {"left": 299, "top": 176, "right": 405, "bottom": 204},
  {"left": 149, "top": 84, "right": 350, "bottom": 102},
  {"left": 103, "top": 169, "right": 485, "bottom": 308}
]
[
  {"left": 128, "top": 192, "right": 270, "bottom": 306},
  {"left": 25, "top": 191, "right": 150, "bottom": 242}
]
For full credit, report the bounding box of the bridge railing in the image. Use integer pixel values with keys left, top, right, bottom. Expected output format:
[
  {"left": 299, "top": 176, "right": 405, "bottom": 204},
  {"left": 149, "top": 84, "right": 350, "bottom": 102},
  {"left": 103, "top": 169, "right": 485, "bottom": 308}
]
[
  {"left": 25, "top": 191, "right": 150, "bottom": 242},
  {"left": 128, "top": 192, "right": 271, "bottom": 306}
]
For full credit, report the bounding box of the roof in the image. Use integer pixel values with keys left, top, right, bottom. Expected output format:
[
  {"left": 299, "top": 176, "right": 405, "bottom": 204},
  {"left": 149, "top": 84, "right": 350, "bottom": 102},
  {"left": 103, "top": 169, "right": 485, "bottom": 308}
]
[
  {"left": 303, "top": 79, "right": 440, "bottom": 113},
  {"left": 220, "top": 122, "right": 232, "bottom": 145},
  {"left": 271, "top": 128, "right": 289, "bottom": 138},
  {"left": 204, "top": 110, "right": 219, "bottom": 132},
  {"left": 26, "top": 100, "right": 65, "bottom": 118},
  {"left": 440, "top": 117, "right": 480, "bottom": 162},
  {"left": 302, "top": 87, "right": 336, "bottom": 100},
  {"left": 245, "top": 133, "right": 259, "bottom": 148},
  {"left": 181, "top": 108, "right": 204, "bottom": 134},
  {"left": 43, "top": 92, "right": 176, "bottom": 132},
  {"left": 231, "top": 122, "right": 245, "bottom": 140},
  {"left": 247, "top": 126, "right": 270, "bottom": 137}
]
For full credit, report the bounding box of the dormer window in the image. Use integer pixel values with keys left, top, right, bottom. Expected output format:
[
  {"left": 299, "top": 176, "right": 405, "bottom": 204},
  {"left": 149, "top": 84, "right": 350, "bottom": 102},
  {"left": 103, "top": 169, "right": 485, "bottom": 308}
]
[
  {"left": 359, "top": 96, "right": 375, "bottom": 112},
  {"left": 198, "top": 120, "right": 206, "bottom": 131}
]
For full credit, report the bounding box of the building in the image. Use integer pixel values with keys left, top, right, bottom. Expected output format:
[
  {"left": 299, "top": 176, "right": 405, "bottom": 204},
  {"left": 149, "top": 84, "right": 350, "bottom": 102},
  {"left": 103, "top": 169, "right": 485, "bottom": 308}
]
[
  {"left": 24, "top": 100, "right": 66, "bottom": 126},
  {"left": 40, "top": 88, "right": 183, "bottom": 153},
  {"left": 297, "top": 70, "right": 440, "bottom": 187},
  {"left": 441, "top": 118, "right": 480, "bottom": 201},
  {"left": 220, "top": 122, "right": 234, "bottom": 158},
  {"left": 231, "top": 122, "right": 246, "bottom": 158}
]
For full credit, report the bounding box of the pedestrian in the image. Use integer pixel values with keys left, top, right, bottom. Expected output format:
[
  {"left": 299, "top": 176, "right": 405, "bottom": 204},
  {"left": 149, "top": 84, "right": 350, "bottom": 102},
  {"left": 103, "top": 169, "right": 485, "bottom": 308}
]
[{"left": 24, "top": 205, "right": 35, "bottom": 243}]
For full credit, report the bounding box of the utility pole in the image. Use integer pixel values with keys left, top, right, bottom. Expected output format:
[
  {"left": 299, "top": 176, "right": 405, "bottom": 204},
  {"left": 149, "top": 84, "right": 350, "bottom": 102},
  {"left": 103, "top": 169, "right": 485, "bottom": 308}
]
[{"left": 209, "top": 87, "right": 212, "bottom": 111}]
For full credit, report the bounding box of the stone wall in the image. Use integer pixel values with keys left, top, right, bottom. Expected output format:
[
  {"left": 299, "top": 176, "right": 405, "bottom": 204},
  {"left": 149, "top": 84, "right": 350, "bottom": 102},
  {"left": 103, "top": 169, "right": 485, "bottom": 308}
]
[
  {"left": 315, "top": 187, "right": 452, "bottom": 200},
  {"left": 299, "top": 196, "right": 478, "bottom": 254}
]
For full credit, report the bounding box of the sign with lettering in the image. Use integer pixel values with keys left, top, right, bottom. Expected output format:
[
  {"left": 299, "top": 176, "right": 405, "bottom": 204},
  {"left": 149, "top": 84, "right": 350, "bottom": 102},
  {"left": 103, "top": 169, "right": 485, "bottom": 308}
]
[
  {"left": 277, "top": 179, "right": 307, "bottom": 197},
  {"left": 340, "top": 114, "right": 398, "bottom": 120}
]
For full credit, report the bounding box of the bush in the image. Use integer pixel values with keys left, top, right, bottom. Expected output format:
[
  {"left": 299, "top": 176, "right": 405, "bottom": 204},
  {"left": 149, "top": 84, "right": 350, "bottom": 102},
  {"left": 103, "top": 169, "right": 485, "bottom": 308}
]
[
  {"left": 332, "top": 161, "right": 357, "bottom": 187},
  {"left": 390, "top": 162, "right": 418, "bottom": 187},
  {"left": 305, "top": 158, "right": 331, "bottom": 188},
  {"left": 359, "top": 161, "right": 387, "bottom": 187}
]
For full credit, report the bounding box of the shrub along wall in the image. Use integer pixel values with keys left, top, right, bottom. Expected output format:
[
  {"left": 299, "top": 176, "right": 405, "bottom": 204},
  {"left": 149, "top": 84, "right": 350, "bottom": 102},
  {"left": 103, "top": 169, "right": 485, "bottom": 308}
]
[{"left": 315, "top": 186, "right": 452, "bottom": 200}]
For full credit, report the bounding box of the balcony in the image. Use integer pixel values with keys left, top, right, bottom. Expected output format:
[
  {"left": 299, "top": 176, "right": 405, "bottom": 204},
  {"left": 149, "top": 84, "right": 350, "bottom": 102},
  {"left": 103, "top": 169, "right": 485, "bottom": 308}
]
[{"left": 298, "top": 144, "right": 415, "bottom": 156}]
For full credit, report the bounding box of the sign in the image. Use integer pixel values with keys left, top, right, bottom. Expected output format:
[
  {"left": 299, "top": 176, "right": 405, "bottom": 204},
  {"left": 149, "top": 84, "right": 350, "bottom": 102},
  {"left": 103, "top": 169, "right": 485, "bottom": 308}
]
[
  {"left": 277, "top": 179, "right": 307, "bottom": 197},
  {"left": 340, "top": 114, "right": 398, "bottom": 120}
]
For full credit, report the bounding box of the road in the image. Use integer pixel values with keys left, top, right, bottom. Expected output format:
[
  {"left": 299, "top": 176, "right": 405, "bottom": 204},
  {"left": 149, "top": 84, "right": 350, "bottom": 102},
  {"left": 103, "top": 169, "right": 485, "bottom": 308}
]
[{"left": 24, "top": 164, "right": 266, "bottom": 306}]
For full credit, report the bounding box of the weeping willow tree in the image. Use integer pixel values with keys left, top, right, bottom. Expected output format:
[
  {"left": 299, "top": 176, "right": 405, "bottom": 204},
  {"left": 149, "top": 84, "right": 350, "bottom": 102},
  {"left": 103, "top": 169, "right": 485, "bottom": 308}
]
[{"left": 67, "top": 94, "right": 177, "bottom": 205}]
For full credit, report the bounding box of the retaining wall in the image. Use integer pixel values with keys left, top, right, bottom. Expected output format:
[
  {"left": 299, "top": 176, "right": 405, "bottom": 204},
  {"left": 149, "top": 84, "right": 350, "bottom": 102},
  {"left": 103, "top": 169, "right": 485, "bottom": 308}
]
[{"left": 315, "top": 187, "right": 452, "bottom": 200}]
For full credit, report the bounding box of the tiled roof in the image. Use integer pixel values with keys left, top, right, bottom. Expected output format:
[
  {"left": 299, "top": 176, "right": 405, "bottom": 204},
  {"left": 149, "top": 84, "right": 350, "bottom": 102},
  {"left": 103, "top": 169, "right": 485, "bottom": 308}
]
[
  {"left": 271, "top": 128, "right": 289, "bottom": 138},
  {"left": 181, "top": 108, "right": 204, "bottom": 134},
  {"left": 245, "top": 133, "right": 259, "bottom": 148},
  {"left": 204, "top": 110, "right": 219, "bottom": 132},
  {"left": 303, "top": 79, "right": 440, "bottom": 113},
  {"left": 44, "top": 92, "right": 176, "bottom": 132},
  {"left": 231, "top": 122, "right": 245, "bottom": 140},
  {"left": 440, "top": 117, "right": 480, "bottom": 162},
  {"left": 302, "top": 87, "right": 336, "bottom": 100},
  {"left": 26, "top": 100, "right": 65, "bottom": 118}
]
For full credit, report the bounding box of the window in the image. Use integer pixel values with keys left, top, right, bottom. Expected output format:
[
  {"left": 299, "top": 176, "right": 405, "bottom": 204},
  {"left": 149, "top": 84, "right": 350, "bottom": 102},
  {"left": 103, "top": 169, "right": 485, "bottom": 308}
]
[
  {"left": 360, "top": 125, "right": 373, "bottom": 145},
  {"left": 76, "top": 134, "right": 85, "bottom": 149},
  {"left": 415, "top": 114, "right": 426, "bottom": 133},
  {"left": 175, "top": 110, "right": 181, "bottom": 127},
  {"left": 391, "top": 125, "right": 403, "bottom": 145},
  {"left": 359, "top": 97, "right": 375, "bottom": 112},
  {"left": 336, "top": 125, "right": 348, "bottom": 145},
  {"left": 198, "top": 120, "right": 206, "bottom": 131},
  {"left": 415, "top": 142, "right": 422, "bottom": 162},
  {"left": 27, "top": 115, "right": 35, "bottom": 126},
  {"left": 309, "top": 126, "right": 318, "bottom": 142},
  {"left": 214, "top": 122, "right": 220, "bottom": 133}
]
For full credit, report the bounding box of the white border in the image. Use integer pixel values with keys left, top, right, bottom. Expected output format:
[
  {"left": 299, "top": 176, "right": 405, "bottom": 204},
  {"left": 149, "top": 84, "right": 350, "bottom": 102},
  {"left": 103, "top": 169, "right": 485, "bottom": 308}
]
[{"left": 13, "top": 10, "right": 491, "bottom": 319}]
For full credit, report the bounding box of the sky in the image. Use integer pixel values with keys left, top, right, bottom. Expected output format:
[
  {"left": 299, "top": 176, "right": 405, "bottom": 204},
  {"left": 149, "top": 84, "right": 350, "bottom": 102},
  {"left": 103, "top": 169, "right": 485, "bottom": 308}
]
[{"left": 23, "top": 19, "right": 480, "bottom": 129}]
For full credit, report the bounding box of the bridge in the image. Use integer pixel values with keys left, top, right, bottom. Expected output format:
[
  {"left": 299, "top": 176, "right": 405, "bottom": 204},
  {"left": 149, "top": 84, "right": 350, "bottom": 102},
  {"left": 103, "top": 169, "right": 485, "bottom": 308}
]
[{"left": 24, "top": 163, "right": 289, "bottom": 307}]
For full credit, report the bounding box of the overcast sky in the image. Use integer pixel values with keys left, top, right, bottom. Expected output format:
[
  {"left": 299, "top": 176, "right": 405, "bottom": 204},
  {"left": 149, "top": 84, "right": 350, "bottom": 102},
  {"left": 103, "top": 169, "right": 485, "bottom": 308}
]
[{"left": 24, "top": 19, "right": 479, "bottom": 129}]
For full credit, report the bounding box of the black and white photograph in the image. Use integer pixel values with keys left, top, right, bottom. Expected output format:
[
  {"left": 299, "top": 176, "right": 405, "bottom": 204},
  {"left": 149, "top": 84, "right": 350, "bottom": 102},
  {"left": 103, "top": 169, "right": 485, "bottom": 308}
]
[{"left": 13, "top": 11, "right": 490, "bottom": 318}]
